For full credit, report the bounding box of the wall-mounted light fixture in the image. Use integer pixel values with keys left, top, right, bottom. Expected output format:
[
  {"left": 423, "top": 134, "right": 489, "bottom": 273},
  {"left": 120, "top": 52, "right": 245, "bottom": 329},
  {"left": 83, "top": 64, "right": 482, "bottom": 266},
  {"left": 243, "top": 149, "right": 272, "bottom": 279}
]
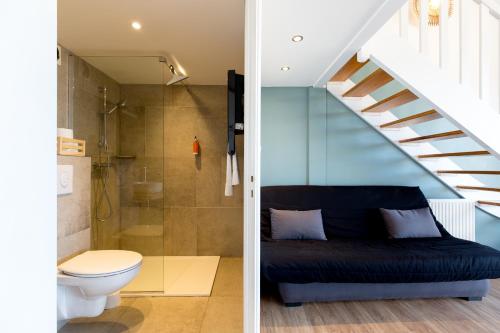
[{"left": 413, "top": 0, "right": 454, "bottom": 26}]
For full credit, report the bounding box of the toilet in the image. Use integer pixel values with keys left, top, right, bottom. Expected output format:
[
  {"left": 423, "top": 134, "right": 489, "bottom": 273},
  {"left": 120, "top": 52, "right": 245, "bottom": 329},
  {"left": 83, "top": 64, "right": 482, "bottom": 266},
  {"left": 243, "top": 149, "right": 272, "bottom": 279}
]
[{"left": 57, "top": 250, "right": 142, "bottom": 321}]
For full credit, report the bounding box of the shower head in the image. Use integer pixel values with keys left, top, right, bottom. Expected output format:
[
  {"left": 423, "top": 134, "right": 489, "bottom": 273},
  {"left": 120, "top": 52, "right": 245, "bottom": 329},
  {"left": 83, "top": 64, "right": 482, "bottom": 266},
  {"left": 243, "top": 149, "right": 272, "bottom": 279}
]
[
  {"left": 167, "top": 73, "right": 189, "bottom": 86},
  {"left": 166, "top": 64, "right": 189, "bottom": 86},
  {"left": 106, "top": 99, "right": 127, "bottom": 115}
]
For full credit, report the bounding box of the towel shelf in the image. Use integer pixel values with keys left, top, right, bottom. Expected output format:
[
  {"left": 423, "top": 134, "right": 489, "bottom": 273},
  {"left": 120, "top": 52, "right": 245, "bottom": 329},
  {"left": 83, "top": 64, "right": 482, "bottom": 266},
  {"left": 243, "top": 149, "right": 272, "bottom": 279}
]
[{"left": 57, "top": 137, "right": 85, "bottom": 157}]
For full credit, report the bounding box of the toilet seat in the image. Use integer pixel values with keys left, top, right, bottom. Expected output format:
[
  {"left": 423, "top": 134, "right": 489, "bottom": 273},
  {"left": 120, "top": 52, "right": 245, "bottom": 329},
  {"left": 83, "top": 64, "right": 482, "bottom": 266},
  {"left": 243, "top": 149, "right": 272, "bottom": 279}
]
[{"left": 58, "top": 250, "right": 143, "bottom": 278}]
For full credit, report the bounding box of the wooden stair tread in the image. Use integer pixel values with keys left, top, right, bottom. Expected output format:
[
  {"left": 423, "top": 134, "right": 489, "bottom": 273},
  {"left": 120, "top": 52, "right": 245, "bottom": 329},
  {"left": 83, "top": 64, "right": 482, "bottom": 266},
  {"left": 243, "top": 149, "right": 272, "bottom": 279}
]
[
  {"left": 399, "top": 130, "right": 465, "bottom": 144},
  {"left": 437, "top": 170, "right": 500, "bottom": 175},
  {"left": 380, "top": 110, "right": 441, "bottom": 128},
  {"left": 478, "top": 201, "right": 500, "bottom": 207},
  {"left": 457, "top": 185, "right": 500, "bottom": 192},
  {"left": 361, "top": 89, "right": 418, "bottom": 113},
  {"left": 330, "top": 55, "right": 368, "bottom": 82},
  {"left": 418, "top": 151, "right": 490, "bottom": 158},
  {"left": 343, "top": 68, "right": 393, "bottom": 97}
]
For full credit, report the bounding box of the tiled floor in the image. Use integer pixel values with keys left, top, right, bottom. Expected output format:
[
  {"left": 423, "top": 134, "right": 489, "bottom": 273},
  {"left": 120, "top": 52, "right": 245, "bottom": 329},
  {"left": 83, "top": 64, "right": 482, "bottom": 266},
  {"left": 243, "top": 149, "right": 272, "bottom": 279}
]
[{"left": 60, "top": 257, "right": 243, "bottom": 333}]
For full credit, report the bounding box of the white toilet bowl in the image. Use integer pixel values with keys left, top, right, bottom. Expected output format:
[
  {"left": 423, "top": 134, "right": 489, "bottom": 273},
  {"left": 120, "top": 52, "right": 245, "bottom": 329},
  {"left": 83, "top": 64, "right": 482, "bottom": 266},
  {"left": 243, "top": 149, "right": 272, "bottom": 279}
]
[{"left": 57, "top": 250, "right": 142, "bottom": 321}]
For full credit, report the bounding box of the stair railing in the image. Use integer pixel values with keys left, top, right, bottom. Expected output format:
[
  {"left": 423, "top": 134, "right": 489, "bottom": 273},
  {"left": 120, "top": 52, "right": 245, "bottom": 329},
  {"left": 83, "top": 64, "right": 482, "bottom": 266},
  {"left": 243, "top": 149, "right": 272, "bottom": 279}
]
[{"left": 384, "top": 0, "right": 500, "bottom": 114}]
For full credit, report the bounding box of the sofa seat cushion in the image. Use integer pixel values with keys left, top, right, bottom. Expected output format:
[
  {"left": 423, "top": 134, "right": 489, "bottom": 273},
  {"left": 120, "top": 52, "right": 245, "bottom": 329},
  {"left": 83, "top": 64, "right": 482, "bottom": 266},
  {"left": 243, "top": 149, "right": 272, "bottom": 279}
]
[{"left": 261, "top": 237, "right": 500, "bottom": 284}]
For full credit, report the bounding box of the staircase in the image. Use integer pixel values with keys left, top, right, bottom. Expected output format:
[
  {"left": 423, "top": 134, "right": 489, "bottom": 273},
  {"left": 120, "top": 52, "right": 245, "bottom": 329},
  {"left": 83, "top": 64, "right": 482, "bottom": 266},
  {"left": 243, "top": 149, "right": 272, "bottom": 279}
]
[{"left": 327, "top": 55, "right": 500, "bottom": 218}]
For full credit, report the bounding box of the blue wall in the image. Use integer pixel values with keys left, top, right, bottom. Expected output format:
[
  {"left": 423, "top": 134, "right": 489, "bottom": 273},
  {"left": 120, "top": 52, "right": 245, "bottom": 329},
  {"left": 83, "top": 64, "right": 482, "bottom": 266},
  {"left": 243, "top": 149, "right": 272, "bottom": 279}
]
[
  {"left": 261, "top": 87, "right": 500, "bottom": 249},
  {"left": 261, "top": 88, "right": 309, "bottom": 185}
]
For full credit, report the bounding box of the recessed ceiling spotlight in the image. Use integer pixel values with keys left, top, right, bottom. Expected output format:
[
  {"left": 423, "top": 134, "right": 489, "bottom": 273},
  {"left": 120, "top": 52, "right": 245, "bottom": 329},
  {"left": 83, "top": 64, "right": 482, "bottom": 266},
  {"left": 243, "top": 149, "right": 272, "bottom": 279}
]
[
  {"left": 131, "top": 21, "right": 142, "bottom": 30},
  {"left": 281, "top": 66, "right": 290, "bottom": 72},
  {"left": 292, "top": 35, "right": 304, "bottom": 42}
]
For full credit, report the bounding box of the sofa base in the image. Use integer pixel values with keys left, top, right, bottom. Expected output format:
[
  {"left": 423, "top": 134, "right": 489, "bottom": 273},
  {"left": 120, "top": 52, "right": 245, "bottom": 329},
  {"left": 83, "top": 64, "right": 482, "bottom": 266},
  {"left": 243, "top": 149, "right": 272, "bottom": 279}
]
[
  {"left": 278, "top": 280, "right": 490, "bottom": 305},
  {"left": 284, "top": 302, "right": 303, "bottom": 307}
]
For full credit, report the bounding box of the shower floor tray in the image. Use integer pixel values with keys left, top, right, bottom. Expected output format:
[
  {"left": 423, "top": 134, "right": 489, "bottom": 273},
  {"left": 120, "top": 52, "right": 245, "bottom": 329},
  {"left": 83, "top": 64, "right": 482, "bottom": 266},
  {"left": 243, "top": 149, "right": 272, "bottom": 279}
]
[{"left": 120, "top": 256, "right": 220, "bottom": 296}]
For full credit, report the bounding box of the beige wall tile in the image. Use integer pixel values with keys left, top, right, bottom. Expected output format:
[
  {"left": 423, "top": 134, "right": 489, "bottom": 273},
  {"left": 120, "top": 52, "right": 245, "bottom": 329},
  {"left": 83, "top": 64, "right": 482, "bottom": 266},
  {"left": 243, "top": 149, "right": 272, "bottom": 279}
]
[
  {"left": 196, "top": 208, "right": 243, "bottom": 256},
  {"left": 165, "top": 157, "right": 196, "bottom": 207},
  {"left": 195, "top": 116, "right": 226, "bottom": 158},
  {"left": 171, "top": 85, "right": 226, "bottom": 112},
  {"left": 164, "top": 85, "right": 242, "bottom": 256},
  {"left": 195, "top": 156, "right": 221, "bottom": 207},
  {"left": 164, "top": 207, "right": 197, "bottom": 256},
  {"left": 121, "top": 84, "right": 164, "bottom": 107},
  {"left": 145, "top": 106, "right": 164, "bottom": 158},
  {"left": 164, "top": 106, "right": 196, "bottom": 159},
  {"left": 119, "top": 106, "right": 145, "bottom": 158}
]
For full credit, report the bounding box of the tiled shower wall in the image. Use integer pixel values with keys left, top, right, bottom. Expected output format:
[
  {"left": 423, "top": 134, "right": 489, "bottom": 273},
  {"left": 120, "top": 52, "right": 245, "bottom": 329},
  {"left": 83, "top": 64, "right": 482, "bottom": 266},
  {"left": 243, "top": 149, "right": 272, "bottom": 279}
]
[
  {"left": 57, "top": 46, "right": 121, "bottom": 258},
  {"left": 118, "top": 84, "right": 165, "bottom": 256},
  {"left": 165, "top": 85, "right": 243, "bottom": 257},
  {"left": 58, "top": 48, "right": 243, "bottom": 258},
  {"left": 119, "top": 85, "right": 244, "bottom": 257}
]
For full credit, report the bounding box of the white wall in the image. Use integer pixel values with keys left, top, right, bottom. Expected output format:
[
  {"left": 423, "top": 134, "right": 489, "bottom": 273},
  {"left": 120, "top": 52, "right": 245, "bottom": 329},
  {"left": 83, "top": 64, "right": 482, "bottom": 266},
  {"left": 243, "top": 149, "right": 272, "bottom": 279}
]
[
  {"left": 0, "top": 1, "right": 56, "bottom": 332},
  {"left": 385, "top": 1, "right": 500, "bottom": 112}
]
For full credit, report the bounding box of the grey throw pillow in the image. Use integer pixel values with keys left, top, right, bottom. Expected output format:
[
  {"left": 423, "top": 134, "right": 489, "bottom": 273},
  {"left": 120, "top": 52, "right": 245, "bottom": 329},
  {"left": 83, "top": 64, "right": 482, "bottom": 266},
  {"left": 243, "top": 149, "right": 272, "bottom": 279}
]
[
  {"left": 269, "top": 208, "right": 327, "bottom": 240},
  {"left": 380, "top": 207, "right": 441, "bottom": 239}
]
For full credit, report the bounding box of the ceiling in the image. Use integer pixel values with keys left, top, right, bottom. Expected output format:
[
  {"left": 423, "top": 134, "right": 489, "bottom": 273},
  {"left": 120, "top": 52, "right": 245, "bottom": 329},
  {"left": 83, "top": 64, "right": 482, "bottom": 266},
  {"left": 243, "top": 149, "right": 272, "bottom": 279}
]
[
  {"left": 262, "top": 0, "right": 391, "bottom": 87},
  {"left": 58, "top": 0, "right": 244, "bottom": 85}
]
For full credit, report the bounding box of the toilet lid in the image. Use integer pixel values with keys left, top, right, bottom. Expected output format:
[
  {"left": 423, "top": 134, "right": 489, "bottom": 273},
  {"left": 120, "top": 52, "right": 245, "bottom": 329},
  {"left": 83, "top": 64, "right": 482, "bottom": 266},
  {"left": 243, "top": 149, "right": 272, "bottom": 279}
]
[{"left": 58, "top": 250, "right": 142, "bottom": 277}]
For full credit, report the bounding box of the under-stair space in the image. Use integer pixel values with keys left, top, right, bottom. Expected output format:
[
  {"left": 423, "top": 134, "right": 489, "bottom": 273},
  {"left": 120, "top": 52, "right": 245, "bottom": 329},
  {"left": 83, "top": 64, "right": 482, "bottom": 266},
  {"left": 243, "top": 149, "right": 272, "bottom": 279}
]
[{"left": 327, "top": 55, "right": 500, "bottom": 217}]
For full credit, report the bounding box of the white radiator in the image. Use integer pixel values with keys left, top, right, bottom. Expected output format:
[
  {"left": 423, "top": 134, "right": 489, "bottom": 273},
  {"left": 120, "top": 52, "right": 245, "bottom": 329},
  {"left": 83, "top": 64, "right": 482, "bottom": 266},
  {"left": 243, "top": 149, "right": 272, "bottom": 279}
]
[{"left": 428, "top": 199, "right": 476, "bottom": 241}]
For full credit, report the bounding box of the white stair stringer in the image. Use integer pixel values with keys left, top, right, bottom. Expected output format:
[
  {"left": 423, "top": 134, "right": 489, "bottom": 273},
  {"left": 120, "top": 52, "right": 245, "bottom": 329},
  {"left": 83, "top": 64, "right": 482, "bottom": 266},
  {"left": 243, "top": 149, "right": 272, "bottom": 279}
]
[{"left": 327, "top": 81, "right": 500, "bottom": 218}]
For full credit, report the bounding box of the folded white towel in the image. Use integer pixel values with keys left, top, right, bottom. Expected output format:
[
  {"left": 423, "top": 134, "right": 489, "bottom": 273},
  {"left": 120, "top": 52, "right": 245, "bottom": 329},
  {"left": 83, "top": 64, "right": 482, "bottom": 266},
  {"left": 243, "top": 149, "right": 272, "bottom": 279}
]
[
  {"left": 225, "top": 151, "right": 240, "bottom": 196},
  {"left": 225, "top": 153, "right": 233, "bottom": 196},
  {"left": 231, "top": 153, "right": 239, "bottom": 186}
]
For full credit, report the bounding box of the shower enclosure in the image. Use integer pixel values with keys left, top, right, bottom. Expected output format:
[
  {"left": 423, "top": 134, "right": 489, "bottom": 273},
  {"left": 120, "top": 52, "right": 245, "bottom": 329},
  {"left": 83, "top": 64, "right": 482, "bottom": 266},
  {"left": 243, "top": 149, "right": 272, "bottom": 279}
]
[
  {"left": 72, "top": 56, "right": 166, "bottom": 293},
  {"left": 69, "top": 55, "right": 224, "bottom": 296}
]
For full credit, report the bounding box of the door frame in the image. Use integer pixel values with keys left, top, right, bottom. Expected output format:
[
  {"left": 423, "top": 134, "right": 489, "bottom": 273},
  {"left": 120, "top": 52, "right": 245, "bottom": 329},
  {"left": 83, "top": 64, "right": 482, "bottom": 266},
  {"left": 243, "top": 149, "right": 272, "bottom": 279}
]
[{"left": 243, "top": 0, "right": 262, "bottom": 332}]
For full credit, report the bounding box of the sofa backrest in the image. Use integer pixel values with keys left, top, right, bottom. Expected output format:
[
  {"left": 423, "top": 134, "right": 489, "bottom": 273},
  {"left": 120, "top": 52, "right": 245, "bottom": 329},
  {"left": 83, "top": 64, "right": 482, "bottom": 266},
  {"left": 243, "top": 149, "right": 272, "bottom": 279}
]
[{"left": 261, "top": 185, "right": 448, "bottom": 240}]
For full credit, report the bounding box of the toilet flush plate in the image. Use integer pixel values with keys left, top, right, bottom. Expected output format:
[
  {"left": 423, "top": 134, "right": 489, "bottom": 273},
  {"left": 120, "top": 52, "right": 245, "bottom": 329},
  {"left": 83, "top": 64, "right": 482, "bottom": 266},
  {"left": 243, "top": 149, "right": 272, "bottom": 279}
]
[{"left": 57, "top": 164, "right": 73, "bottom": 195}]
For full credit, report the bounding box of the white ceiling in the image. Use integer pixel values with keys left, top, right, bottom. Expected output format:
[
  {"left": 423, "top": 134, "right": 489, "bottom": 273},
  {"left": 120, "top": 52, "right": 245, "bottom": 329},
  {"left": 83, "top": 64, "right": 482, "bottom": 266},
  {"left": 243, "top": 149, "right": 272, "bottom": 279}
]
[
  {"left": 58, "top": 0, "right": 244, "bottom": 85},
  {"left": 262, "top": 0, "right": 390, "bottom": 87}
]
